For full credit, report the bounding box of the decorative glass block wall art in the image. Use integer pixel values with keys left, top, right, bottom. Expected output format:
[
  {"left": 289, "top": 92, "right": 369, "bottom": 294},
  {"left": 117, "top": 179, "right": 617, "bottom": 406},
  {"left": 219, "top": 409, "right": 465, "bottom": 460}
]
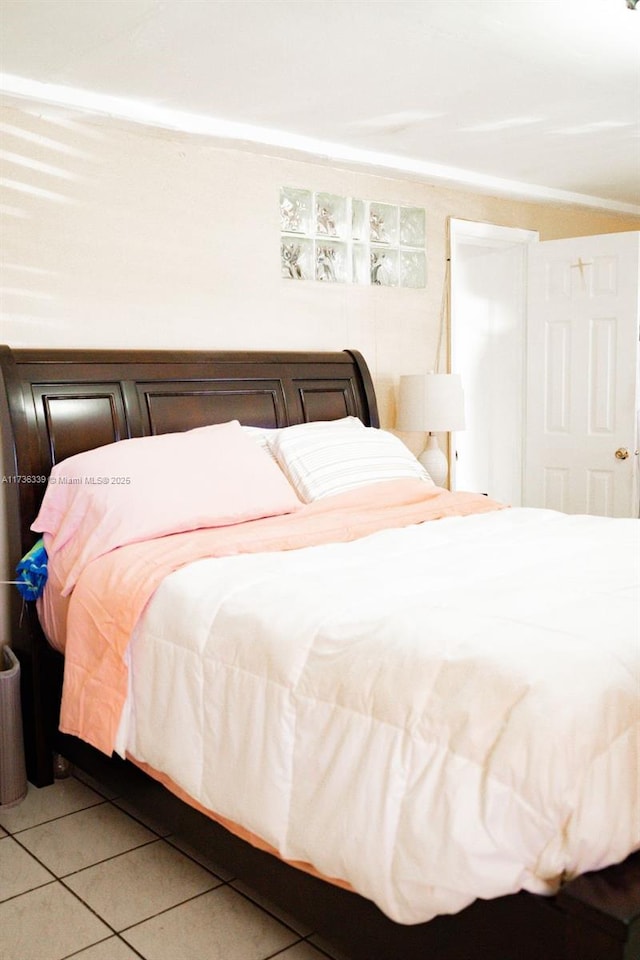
[
  {"left": 315, "top": 193, "right": 348, "bottom": 239},
  {"left": 369, "top": 202, "right": 398, "bottom": 245},
  {"left": 280, "top": 188, "right": 426, "bottom": 287},
  {"left": 280, "top": 187, "right": 348, "bottom": 283},
  {"left": 370, "top": 247, "right": 398, "bottom": 287},
  {"left": 351, "top": 199, "right": 367, "bottom": 242},
  {"left": 352, "top": 243, "right": 369, "bottom": 285},
  {"left": 400, "top": 249, "right": 426, "bottom": 288},
  {"left": 280, "top": 187, "right": 312, "bottom": 235},
  {"left": 281, "top": 237, "right": 313, "bottom": 280},
  {"left": 400, "top": 206, "right": 425, "bottom": 247},
  {"left": 316, "top": 241, "right": 348, "bottom": 282}
]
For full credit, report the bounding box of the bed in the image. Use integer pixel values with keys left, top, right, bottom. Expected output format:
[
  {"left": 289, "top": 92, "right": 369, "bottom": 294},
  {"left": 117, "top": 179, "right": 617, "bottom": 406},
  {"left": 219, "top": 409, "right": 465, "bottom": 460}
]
[{"left": 1, "top": 344, "right": 639, "bottom": 960}]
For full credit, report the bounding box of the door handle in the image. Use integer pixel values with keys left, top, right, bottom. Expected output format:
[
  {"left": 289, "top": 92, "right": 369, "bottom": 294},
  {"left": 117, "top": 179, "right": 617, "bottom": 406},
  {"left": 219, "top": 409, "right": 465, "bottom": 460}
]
[{"left": 615, "top": 448, "right": 630, "bottom": 460}]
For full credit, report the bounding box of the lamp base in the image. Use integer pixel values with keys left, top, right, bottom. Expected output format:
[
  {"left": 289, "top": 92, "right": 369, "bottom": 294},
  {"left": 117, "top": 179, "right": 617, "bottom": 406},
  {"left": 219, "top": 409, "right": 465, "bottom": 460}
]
[{"left": 417, "top": 434, "right": 448, "bottom": 487}]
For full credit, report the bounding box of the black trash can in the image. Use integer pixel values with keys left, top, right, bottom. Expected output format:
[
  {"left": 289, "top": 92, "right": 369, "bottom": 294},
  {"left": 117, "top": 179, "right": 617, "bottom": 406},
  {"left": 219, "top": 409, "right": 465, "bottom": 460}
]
[{"left": 0, "top": 646, "right": 28, "bottom": 807}]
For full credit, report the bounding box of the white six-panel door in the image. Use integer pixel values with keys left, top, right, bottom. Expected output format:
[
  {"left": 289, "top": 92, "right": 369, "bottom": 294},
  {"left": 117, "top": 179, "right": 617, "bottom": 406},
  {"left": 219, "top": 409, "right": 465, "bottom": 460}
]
[{"left": 525, "top": 231, "right": 639, "bottom": 517}]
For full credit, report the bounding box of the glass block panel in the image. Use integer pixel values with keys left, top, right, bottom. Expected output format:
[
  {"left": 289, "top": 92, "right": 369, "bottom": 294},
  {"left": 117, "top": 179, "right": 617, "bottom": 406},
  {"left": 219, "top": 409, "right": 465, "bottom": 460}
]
[
  {"left": 315, "top": 241, "right": 348, "bottom": 283},
  {"left": 280, "top": 188, "right": 425, "bottom": 287},
  {"left": 400, "top": 250, "right": 426, "bottom": 288},
  {"left": 352, "top": 243, "right": 370, "bottom": 285},
  {"left": 369, "top": 203, "right": 397, "bottom": 245},
  {"left": 400, "top": 207, "right": 425, "bottom": 247},
  {"left": 315, "top": 193, "right": 347, "bottom": 239},
  {"left": 280, "top": 187, "right": 312, "bottom": 234},
  {"left": 370, "top": 246, "right": 398, "bottom": 286},
  {"left": 281, "top": 237, "right": 313, "bottom": 280},
  {"left": 351, "top": 199, "right": 367, "bottom": 241}
]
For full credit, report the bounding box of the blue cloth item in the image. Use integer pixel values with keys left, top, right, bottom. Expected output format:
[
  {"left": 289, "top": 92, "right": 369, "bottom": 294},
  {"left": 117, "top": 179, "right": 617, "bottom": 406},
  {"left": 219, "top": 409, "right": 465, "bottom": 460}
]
[{"left": 15, "top": 538, "right": 48, "bottom": 600}]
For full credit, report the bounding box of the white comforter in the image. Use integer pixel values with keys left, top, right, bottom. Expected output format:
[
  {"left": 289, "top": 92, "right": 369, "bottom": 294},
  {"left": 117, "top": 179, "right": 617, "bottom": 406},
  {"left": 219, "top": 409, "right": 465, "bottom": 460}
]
[{"left": 116, "top": 507, "right": 640, "bottom": 924}]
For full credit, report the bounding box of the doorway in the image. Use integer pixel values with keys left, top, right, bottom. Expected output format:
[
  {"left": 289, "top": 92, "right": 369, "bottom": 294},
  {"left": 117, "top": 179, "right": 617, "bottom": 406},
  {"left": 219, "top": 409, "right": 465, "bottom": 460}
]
[{"left": 449, "top": 219, "right": 538, "bottom": 505}]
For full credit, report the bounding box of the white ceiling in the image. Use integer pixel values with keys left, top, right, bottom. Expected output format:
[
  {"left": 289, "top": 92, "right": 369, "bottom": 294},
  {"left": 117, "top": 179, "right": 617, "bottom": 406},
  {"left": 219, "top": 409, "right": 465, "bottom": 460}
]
[{"left": 1, "top": 0, "right": 639, "bottom": 212}]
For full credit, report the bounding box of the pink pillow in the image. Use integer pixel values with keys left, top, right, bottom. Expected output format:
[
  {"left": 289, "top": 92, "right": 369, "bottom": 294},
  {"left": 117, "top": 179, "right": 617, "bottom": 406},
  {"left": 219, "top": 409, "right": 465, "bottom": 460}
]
[{"left": 32, "top": 420, "right": 301, "bottom": 595}]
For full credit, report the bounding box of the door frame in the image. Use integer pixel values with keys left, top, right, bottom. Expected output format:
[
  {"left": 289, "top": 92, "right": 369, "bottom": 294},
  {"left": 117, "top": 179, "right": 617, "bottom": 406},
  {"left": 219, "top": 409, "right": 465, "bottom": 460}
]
[{"left": 449, "top": 218, "right": 538, "bottom": 502}]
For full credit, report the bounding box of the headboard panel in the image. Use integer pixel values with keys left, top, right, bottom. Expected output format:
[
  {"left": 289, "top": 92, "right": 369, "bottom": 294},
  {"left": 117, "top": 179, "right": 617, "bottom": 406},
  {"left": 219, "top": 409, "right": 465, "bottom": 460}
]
[
  {"left": 0, "top": 346, "right": 378, "bottom": 784},
  {"left": 37, "top": 384, "right": 129, "bottom": 462},
  {"left": 138, "top": 381, "right": 286, "bottom": 435}
]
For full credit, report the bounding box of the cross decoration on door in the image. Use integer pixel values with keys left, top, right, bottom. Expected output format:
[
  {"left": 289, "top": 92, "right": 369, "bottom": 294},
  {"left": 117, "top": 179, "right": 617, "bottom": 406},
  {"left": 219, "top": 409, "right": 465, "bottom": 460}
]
[{"left": 570, "top": 257, "right": 593, "bottom": 291}]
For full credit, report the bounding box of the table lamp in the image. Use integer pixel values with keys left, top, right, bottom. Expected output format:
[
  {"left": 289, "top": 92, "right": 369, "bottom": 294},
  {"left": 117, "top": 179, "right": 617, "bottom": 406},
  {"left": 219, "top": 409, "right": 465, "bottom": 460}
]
[{"left": 397, "top": 373, "right": 465, "bottom": 486}]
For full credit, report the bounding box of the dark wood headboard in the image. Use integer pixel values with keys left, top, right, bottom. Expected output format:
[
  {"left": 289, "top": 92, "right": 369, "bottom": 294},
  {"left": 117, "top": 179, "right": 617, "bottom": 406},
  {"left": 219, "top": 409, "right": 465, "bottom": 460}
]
[
  {"left": 0, "top": 346, "right": 378, "bottom": 558},
  {"left": 0, "top": 346, "right": 378, "bottom": 783}
]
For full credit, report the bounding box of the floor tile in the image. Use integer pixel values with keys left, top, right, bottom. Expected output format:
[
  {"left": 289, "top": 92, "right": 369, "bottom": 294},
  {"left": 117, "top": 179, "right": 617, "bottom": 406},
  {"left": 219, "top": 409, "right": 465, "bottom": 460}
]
[
  {"left": 0, "top": 881, "right": 111, "bottom": 960},
  {"left": 0, "top": 835, "right": 55, "bottom": 901},
  {"left": 65, "top": 837, "right": 221, "bottom": 930},
  {"left": 62, "top": 935, "right": 142, "bottom": 959},
  {"left": 0, "top": 778, "right": 104, "bottom": 834},
  {"left": 122, "top": 885, "right": 300, "bottom": 960},
  {"left": 18, "top": 802, "right": 156, "bottom": 876},
  {"left": 231, "top": 878, "right": 314, "bottom": 936}
]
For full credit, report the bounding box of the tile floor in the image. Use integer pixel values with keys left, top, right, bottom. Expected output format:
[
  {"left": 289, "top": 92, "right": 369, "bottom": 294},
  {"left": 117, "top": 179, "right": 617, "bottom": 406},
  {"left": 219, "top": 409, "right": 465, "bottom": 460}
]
[{"left": 0, "top": 770, "right": 350, "bottom": 960}]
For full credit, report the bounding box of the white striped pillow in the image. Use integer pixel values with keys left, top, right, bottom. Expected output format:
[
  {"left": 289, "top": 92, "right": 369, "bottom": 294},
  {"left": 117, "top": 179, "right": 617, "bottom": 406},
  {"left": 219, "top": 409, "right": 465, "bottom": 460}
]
[
  {"left": 272, "top": 423, "right": 434, "bottom": 502},
  {"left": 241, "top": 417, "right": 363, "bottom": 453}
]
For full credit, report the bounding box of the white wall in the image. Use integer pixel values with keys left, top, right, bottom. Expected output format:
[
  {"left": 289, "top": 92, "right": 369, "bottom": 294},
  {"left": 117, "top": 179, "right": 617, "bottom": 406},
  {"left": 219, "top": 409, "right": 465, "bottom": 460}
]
[{"left": 3, "top": 103, "right": 638, "bottom": 413}]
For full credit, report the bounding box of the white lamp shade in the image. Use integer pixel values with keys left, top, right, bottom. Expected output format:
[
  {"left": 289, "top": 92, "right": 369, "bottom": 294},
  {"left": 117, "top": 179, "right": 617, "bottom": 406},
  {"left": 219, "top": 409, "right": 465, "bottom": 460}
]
[{"left": 397, "top": 373, "right": 465, "bottom": 433}]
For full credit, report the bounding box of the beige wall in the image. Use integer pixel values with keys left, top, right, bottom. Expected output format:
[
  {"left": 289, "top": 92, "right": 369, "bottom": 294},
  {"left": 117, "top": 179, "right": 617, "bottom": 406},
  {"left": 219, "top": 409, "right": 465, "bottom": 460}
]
[
  {"left": 2, "top": 103, "right": 639, "bottom": 425},
  {"left": 1, "top": 101, "right": 639, "bottom": 638}
]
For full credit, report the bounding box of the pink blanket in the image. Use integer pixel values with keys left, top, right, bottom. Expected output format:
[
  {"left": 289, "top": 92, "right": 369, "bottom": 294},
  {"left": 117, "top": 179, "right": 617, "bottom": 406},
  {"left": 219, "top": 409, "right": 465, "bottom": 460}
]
[{"left": 59, "top": 481, "right": 504, "bottom": 754}]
